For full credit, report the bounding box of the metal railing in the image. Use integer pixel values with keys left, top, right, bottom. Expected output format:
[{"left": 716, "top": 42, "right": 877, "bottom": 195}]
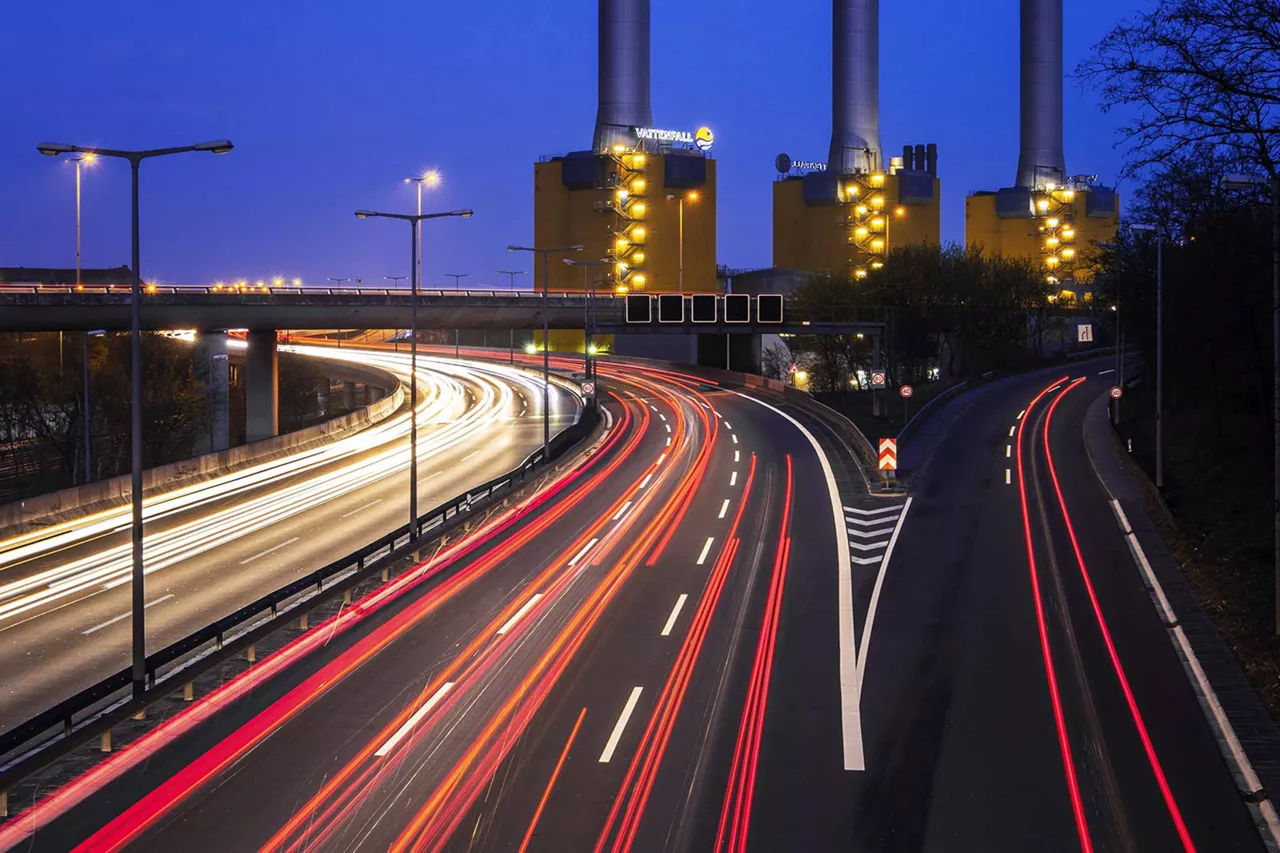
[
  {"left": 0, "top": 404, "right": 601, "bottom": 806},
  {"left": 898, "top": 380, "right": 969, "bottom": 446}
]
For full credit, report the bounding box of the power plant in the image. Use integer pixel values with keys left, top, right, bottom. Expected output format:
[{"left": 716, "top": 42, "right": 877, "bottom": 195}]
[
  {"left": 964, "top": 0, "right": 1119, "bottom": 294},
  {"left": 772, "top": 0, "right": 942, "bottom": 278}
]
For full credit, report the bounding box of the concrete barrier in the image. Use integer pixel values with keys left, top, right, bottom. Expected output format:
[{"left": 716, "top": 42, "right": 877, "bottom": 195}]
[{"left": 0, "top": 358, "right": 404, "bottom": 536}]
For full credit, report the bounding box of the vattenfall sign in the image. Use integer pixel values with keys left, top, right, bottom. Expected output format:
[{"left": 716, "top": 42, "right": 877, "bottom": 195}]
[{"left": 634, "top": 126, "right": 715, "bottom": 151}]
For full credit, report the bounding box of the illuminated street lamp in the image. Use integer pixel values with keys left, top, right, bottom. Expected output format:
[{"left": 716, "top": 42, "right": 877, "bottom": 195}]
[
  {"left": 665, "top": 190, "right": 700, "bottom": 293},
  {"left": 405, "top": 171, "right": 441, "bottom": 297},
  {"left": 37, "top": 138, "right": 232, "bottom": 699},
  {"left": 356, "top": 207, "right": 473, "bottom": 536},
  {"left": 563, "top": 257, "right": 611, "bottom": 380},
  {"left": 507, "top": 244, "right": 584, "bottom": 458}
]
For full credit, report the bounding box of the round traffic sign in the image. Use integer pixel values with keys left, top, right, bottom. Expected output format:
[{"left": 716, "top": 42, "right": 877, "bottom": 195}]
[
  {"left": 1110, "top": 385, "right": 1123, "bottom": 400},
  {"left": 900, "top": 385, "right": 914, "bottom": 398},
  {"left": 870, "top": 371, "right": 886, "bottom": 386},
  {"left": 580, "top": 381, "right": 596, "bottom": 397}
]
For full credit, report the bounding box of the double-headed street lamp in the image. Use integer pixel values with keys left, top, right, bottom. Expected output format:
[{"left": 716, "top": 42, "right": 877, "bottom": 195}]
[
  {"left": 356, "top": 207, "right": 473, "bottom": 536},
  {"left": 37, "top": 138, "right": 232, "bottom": 698},
  {"left": 497, "top": 270, "right": 526, "bottom": 289},
  {"left": 443, "top": 273, "right": 469, "bottom": 291},
  {"left": 405, "top": 172, "right": 441, "bottom": 297},
  {"left": 507, "top": 245, "right": 584, "bottom": 458},
  {"left": 563, "top": 257, "right": 611, "bottom": 379}
]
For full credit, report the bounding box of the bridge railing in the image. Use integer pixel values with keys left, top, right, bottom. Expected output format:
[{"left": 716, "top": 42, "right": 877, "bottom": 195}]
[
  {"left": 0, "top": 284, "right": 629, "bottom": 298},
  {"left": 0, "top": 404, "right": 602, "bottom": 813}
]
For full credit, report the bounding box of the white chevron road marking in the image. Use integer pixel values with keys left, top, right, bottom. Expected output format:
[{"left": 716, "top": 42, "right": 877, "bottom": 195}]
[
  {"left": 847, "top": 526, "right": 897, "bottom": 539},
  {"left": 850, "top": 540, "right": 890, "bottom": 552}
]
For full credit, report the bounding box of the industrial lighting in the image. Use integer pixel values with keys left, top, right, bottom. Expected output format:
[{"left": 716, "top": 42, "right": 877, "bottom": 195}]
[
  {"left": 855, "top": 227, "right": 869, "bottom": 238},
  {"left": 630, "top": 154, "right": 646, "bottom": 167},
  {"left": 1037, "top": 198, "right": 1050, "bottom": 212},
  {"left": 870, "top": 174, "right": 885, "bottom": 186},
  {"left": 632, "top": 252, "right": 645, "bottom": 263},
  {"left": 855, "top": 205, "right": 868, "bottom": 216},
  {"left": 616, "top": 236, "right": 629, "bottom": 249},
  {"left": 1046, "top": 237, "right": 1060, "bottom": 247},
  {"left": 1061, "top": 248, "right": 1075, "bottom": 259},
  {"left": 1046, "top": 256, "right": 1060, "bottom": 266},
  {"left": 214, "top": 281, "right": 225, "bottom": 290},
  {"left": 1062, "top": 190, "right": 1075, "bottom": 201},
  {"left": 871, "top": 217, "right": 885, "bottom": 229},
  {"left": 870, "top": 238, "right": 884, "bottom": 250},
  {"left": 616, "top": 262, "right": 629, "bottom": 272},
  {"left": 633, "top": 179, "right": 646, "bottom": 192},
  {"left": 870, "top": 196, "right": 884, "bottom": 208},
  {"left": 894, "top": 206, "right": 906, "bottom": 217},
  {"left": 632, "top": 202, "right": 645, "bottom": 215},
  {"left": 632, "top": 227, "right": 645, "bottom": 240},
  {"left": 632, "top": 274, "right": 646, "bottom": 286},
  {"left": 614, "top": 284, "right": 629, "bottom": 294},
  {"left": 847, "top": 185, "right": 860, "bottom": 196},
  {"left": 292, "top": 278, "right": 302, "bottom": 286},
  {"left": 1046, "top": 182, "right": 1057, "bottom": 191},
  {"left": 1062, "top": 228, "right": 1075, "bottom": 240},
  {"left": 616, "top": 188, "right": 629, "bottom": 201},
  {"left": 272, "top": 276, "right": 283, "bottom": 286},
  {"left": 871, "top": 261, "right": 884, "bottom": 269},
  {"left": 687, "top": 190, "right": 699, "bottom": 202},
  {"left": 1046, "top": 218, "right": 1060, "bottom": 228},
  {"left": 256, "top": 279, "right": 265, "bottom": 287},
  {"left": 613, "top": 144, "right": 625, "bottom": 154},
  {"left": 854, "top": 268, "right": 868, "bottom": 279}
]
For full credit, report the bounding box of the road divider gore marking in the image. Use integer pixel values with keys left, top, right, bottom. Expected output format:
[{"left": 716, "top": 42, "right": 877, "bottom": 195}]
[
  {"left": 733, "top": 392, "right": 860, "bottom": 770},
  {"left": 519, "top": 708, "right": 587, "bottom": 853},
  {"left": 719, "top": 499, "right": 731, "bottom": 519},
  {"left": 661, "top": 595, "right": 689, "bottom": 637},
  {"left": 239, "top": 537, "right": 300, "bottom": 566},
  {"left": 341, "top": 499, "right": 384, "bottom": 519},
  {"left": 847, "top": 526, "right": 896, "bottom": 539},
  {"left": 853, "top": 499, "right": 911, "bottom": 704},
  {"left": 600, "top": 687, "right": 644, "bottom": 763},
  {"left": 697, "top": 537, "right": 716, "bottom": 566},
  {"left": 83, "top": 594, "right": 174, "bottom": 636},
  {"left": 374, "top": 682, "right": 455, "bottom": 757},
  {"left": 496, "top": 594, "right": 545, "bottom": 637},
  {"left": 843, "top": 505, "right": 902, "bottom": 517}
]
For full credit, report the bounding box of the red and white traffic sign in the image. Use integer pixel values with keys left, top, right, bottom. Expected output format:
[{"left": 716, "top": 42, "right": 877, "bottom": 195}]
[
  {"left": 878, "top": 438, "right": 898, "bottom": 471},
  {"left": 900, "top": 384, "right": 914, "bottom": 399},
  {"left": 870, "top": 371, "right": 886, "bottom": 389},
  {"left": 581, "top": 381, "right": 596, "bottom": 397},
  {"left": 1109, "top": 385, "right": 1123, "bottom": 400}
]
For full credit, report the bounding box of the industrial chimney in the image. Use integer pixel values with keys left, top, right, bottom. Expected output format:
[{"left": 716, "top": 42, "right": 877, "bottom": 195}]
[
  {"left": 593, "top": 0, "right": 653, "bottom": 152},
  {"left": 828, "top": 0, "right": 882, "bottom": 174},
  {"left": 1015, "top": 0, "right": 1065, "bottom": 188}
]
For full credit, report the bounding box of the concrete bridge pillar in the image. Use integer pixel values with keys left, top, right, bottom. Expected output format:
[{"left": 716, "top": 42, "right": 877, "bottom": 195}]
[
  {"left": 342, "top": 380, "right": 357, "bottom": 410},
  {"left": 246, "top": 330, "right": 279, "bottom": 442},
  {"left": 196, "top": 330, "right": 230, "bottom": 453}
]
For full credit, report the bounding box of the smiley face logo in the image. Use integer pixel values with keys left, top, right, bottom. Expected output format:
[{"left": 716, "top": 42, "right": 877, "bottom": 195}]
[{"left": 695, "top": 126, "right": 714, "bottom": 152}]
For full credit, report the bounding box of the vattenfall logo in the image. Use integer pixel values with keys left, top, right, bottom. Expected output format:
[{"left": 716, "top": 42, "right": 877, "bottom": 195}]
[
  {"left": 695, "top": 127, "right": 714, "bottom": 151},
  {"left": 633, "top": 126, "right": 715, "bottom": 152}
]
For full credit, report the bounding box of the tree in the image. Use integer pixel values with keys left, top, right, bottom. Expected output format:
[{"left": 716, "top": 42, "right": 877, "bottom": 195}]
[
  {"left": 761, "top": 340, "right": 791, "bottom": 381},
  {"left": 1075, "top": 0, "right": 1280, "bottom": 176}
]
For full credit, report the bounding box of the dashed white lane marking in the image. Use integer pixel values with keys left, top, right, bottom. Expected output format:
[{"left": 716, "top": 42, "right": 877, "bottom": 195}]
[
  {"left": 661, "top": 594, "right": 689, "bottom": 636},
  {"left": 599, "top": 687, "right": 644, "bottom": 763},
  {"left": 724, "top": 421, "right": 732, "bottom": 430},
  {"left": 497, "top": 593, "right": 544, "bottom": 635},
  {"left": 1097, "top": 369, "right": 1115, "bottom": 375},
  {"left": 375, "top": 682, "right": 455, "bottom": 757},
  {"left": 640, "top": 473, "right": 654, "bottom": 489},
  {"left": 665, "top": 424, "right": 672, "bottom": 432},
  {"left": 658, "top": 453, "right": 667, "bottom": 465},
  {"left": 1017, "top": 409, "right": 1026, "bottom": 419},
  {"left": 659, "top": 413, "right": 666, "bottom": 420},
  {"left": 341, "top": 498, "right": 384, "bottom": 519},
  {"left": 666, "top": 437, "right": 672, "bottom": 446},
  {"left": 732, "top": 434, "right": 739, "bottom": 444},
  {"left": 569, "top": 538, "right": 599, "bottom": 567},
  {"left": 1009, "top": 426, "right": 1017, "bottom": 437},
  {"left": 612, "top": 501, "right": 632, "bottom": 521},
  {"left": 734, "top": 450, "right": 740, "bottom": 463},
  {"left": 1005, "top": 468, "right": 1012, "bottom": 485},
  {"left": 240, "top": 537, "right": 300, "bottom": 565},
  {"left": 83, "top": 594, "right": 174, "bottom": 635},
  {"left": 649, "top": 405, "right": 658, "bottom": 412},
  {"left": 730, "top": 471, "right": 738, "bottom": 487},
  {"left": 1006, "top": 445, "right": 1011, "bottom": 458},
  {"left": 696, "top": 537, "right": 715, "bottom": 566},
  {"left": 719, "top": 499, "right": 730, "bottom": 519}
]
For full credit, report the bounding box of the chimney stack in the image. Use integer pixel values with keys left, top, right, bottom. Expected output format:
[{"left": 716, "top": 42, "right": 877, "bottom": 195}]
[
  {"left": 593, "top": 0, "right": 653, "bottom": 152},
  {"left": 828, "top": 0, "right": 882, "bottom": 174},
  {"left": 1015, "top": 0, "right": 1065, "bottom": 188}
]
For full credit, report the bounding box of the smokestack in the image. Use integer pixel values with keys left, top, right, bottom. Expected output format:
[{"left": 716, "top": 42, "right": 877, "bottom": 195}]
[
  {"left": 1015, "top": 0, "right": 1065, "bottom": 188},
  {"left": 828, "top": 0, "right": 882, "bottom": 174},
  {"left": 902, "top": 144, "right": 914, "bottom": 171},
  {"left": 593, "top": 0, "right": 653, "bottom": 152}
]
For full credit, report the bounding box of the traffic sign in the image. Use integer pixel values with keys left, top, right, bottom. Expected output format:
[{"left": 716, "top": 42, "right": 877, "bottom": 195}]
[
  {"left": 870, "top": 371, "right": 886, "bottom": 390},
  {"left": 878, "top": 438, "right": 898, "bottom": 471},
  {"left": 1109, "top": 385, "right": 1123, "bottom": 400},
  {"left": 1078, "top": 323, "right": 1094, "bottom": 343},
  {"left": 580, "top": 381, "right": 596, "bottom": 397},
  {"left": 900, "top": 385, "right": 914, "bottom": 399}
]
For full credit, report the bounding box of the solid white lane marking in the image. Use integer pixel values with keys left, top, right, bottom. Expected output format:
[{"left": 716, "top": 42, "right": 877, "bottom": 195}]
[
  {"left": 569, "top": 538, "right": 599, "bottom": 567},
  {"left": 696, "top": 537, "right": 715, "bottom": 565},
  {"left": 1005, "top": 468, "right": 1012, "bottom": 485},
  {"left": 239, "top": 536, "right": 300, "bottom": 565},
  {"left": 640, "top": 473, "right": 654, "bottom": 489},
  {"left": 730, "top": 471, "right": 738, "bottom": 487},
  {"left": 734, "top": 392, "right": 861, "bottom": 770},
  {"left": 1009, "top": 426, "right": 1017, "bottom": 437},
  {"left": 1097, "top": 368, "right": 1115, "bottom": 375},
  {"left": 661, "top": 594, "right": 689, "bottom": 636},
  {"left": 612, "top": 501, "right": 632, "bottom": 521},
  {"left": 497, "top": 593, "right": 544, "bottom": 635},
  {"left": 83, "top": 594, "right": 174, "bottom": 635},
  {"left": 734, "top": 450, "right": 740, "bottom": 463},
  {"left": 375, "top": 682, "right": 455, "bottom": 757},
  {"left": 1006, "top": 445, "right": 1012, "bottom": 458},
  {"left": 341, "top": 498, "right": 384, "bottom": 519},
  {"left": 600, "top": 687, "right": 644, "bottom": 763},
  {"left": 847, "top": 527, "right": 897, "bottom": 539},
  {"left": 843, "top": 505, "right": 903, "bottom": 517},
  {"left": 1017, "top": 410, "right": 1026, "bottom": 419},
  {"left": 732, "top": 434, "right": 738, "bottom": 444},
  {"left": 719, "top": 499, "right": 730, "bottom": 519},
  {"left": 855, "top": 497, "right": 914, "bottom": 696}
]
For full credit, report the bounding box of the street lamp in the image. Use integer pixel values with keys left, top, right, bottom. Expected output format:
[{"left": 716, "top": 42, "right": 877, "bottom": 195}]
[
  {"left": 327, "top": 277, "right": 351, "bottom": 286},
  {"left": 665, "top": 190, "right": 700, "bottom": 294},
  {"left": 507, "top": 244, "right": 584, "bottom": 458},
  {"left": 356, "top": 207, "right": 473, "bottom": 536},
  {"left": 36, "top": 138, "right": 232, "bottom": 699},
  {"left": 563, "top": 257, "right": 611, "bottom": 380},
  {"left": 66, "top": 153, "right": 97, "bottom": 444},
  {"left": 497, "top": 271, "right": 526, "bottom": 360},
  {"left": 1223, "top": 172, "right": 1280, "bottom": 633},
  {"left": 1131, "top": 223, "right": 1165, "bottom": 489},
  {"left": 443, "top": 273, "right": 469, "bottom": 291},
  {"left": 383, "top": 275, "right": 408, "bottom": 287},
  {"left": 405, "top": 172, "right": 441, "bottom": 298}
]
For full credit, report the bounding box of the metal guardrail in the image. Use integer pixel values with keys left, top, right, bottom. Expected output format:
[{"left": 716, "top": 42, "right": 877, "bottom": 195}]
[
  {"left": 897, "top": 380, "right": 969, "bottom": 446},
  {"left": 0, "top": 285, "right": 625, "bottom": 298},
  {"left": 0, "top": 404, "right": 601, "bottom": 802}
]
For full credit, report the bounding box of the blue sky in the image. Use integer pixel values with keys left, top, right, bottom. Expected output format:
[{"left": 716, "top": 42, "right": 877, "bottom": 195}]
[{"left": 1, "top": 0, "right": 1147, "bottom": 287}]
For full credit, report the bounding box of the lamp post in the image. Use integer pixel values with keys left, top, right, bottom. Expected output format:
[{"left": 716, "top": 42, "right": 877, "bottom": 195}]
[
  {"left": 497, "top": 271, "right": 526, "bottom": 362},
  {"left": 327, "top": 277, "right": 351, "bottom": 285},
  {"left": 563, "top": 258, "right": 611, "bottom": 379},
  {"left": 665, "top": 190, "right": 699, "bottom": 294},
  {"left": 1224, "top": 172, "right": 1280, "bottom": 633},
  {"left": 507, "top": 245, "right": 584, "bottom": 458},
  {"left": 37, "top": 138, "right": 232, "bottom": 698},
  {"left": 1131, "top": 223, "right": 1165, "bottom": 489},
  {"left": 405, "top": 171, "right": 441, "bottom": 301},
  {"left": 383, "top": 274, "right": 408, "bottom": 287},
  {"left": 356, "top": 207, "right": 473, "bottom": 536},
  {"left": 443, "top": 273, "right": 469, "bottom": 291},
  {"left": 68, "top": 153, "right": 97, "bottom": 474}
]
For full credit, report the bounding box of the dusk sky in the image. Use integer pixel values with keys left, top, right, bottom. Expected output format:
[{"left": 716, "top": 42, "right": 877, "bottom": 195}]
[{"left": 3, "top": 0, "right": 1146, "bottom": 288}]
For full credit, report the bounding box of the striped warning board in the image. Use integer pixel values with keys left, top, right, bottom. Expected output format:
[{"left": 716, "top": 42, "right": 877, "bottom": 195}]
[{"left": 878, "top": 438, "right": 898, "bottom": 471}]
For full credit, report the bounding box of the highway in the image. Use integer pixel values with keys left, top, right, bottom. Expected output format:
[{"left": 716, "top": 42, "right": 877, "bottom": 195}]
[
  {"left": 0, "top": 359, "right": 1267, "bottom": 852},
  {"left": 0, "top": 345, "right": 578, "bottom": 735}
]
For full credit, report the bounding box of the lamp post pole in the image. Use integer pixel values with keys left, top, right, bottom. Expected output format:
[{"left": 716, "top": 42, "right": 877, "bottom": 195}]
[
  {"left": 508, "top": 245, "right": 584, "bottom": 458},
  {"left": 38, "top": 138, "right": 233, "bottom": 698},
  {"left": 564, "top": 258, "right": 611, "bottom": 379},
  {"left": 498, "top": 271, "right": 526, "bottom": 362},
  {"left": 356, "top": 207, "right": 473, "bottom": 535}
]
